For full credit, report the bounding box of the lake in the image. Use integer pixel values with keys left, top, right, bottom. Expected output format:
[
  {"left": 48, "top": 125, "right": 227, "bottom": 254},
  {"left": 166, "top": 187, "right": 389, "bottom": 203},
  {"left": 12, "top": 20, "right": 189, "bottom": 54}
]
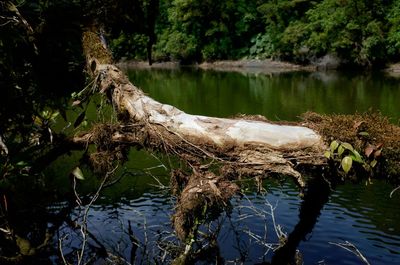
[{"left": 9, "top": 68, "right": 400, "bottom": 264}]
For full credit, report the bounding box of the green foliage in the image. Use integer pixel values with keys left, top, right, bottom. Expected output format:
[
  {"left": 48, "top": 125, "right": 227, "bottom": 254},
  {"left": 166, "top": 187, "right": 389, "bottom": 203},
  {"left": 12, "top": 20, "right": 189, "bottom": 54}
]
[
  {"left": 249, "top": 33, "right": 276, "bottom": 59},
  {"left": 387, "top": 0, "right": 400, "bottom": 59},
  {"left": 100, "top": 0, "right": 400, "bottom": 66},
  {"left": 51, "top": 0, "right": 394, "bottom": 66},
  {"left": 341, "top": 156, "right": 353, "bottom": 174},
  {"left": 325, "top": 141, "right": 362, "bottom": 174},
  {"left": 325, "top": 140, "right": 381, "bottom": 179},
  {"left": 163, "top": 31, "right": 198, "bottom": 61},
  {"left": 110, "top": 33, "right": 149, "bottom": 60},
  {"left": 151, "top": 0, "right": 263, "bottom": 62},
  {"left": 297, "top": 0, "right": 389, "bottom": 66},
  {"left": 255, "top": 0, "right": 314, "bottom": 61}
]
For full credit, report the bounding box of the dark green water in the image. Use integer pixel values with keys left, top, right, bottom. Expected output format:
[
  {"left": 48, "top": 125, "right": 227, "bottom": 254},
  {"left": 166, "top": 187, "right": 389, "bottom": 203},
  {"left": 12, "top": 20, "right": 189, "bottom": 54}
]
[
  {"left": 3, "top": 68, "right": 400, "bottom": 264},
  {"left": 127, "top": 68, "right": 400, "bottom": 123}
]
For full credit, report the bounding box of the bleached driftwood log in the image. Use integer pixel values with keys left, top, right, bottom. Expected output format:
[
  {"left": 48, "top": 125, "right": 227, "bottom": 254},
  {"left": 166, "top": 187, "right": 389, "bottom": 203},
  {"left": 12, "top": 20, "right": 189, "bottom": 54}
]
[{"left": 81, "top": 31, "right": 326, "bottom": 190}]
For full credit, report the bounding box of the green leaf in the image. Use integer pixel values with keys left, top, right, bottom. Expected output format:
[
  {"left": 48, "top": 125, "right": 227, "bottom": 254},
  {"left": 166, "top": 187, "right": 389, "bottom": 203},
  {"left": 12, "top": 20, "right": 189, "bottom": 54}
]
[
  {"left": 73, "top": 111, "right": 86, "bottom": 128},
  {"left": 338, "top": 145, "right": 344, "bottom": 157},
  {"left": 71, "top": 167, "right": 85, "bottom": 180},
  {"left": 42, "top": 110, "right": 50, "bottom": 119},
  {"left": 341, "top": 142, "right": 354, "bottom": 152},
  {"left": 370, "top": 159, "right": 377, "bottom": 168},
  {"left": 358, "top": 131, "right": 369, "bottom": 136},
  {"left": 330, "top": 140, "right": 339, "bottom": 153},
  {"left": 324, "top": 151, "right": 331, "bottom": 159},
  {"left": 50, "top": 111, "right": 59, "bottom": 122},
  {"left": 341, "top": 156, "right": 353, "bottom": 173},
  {"left": 16, "top": 161, "right": 27, "bottom": 167},
  {"left": 351, "top": 149, "right": 363, "bottom": 163}
]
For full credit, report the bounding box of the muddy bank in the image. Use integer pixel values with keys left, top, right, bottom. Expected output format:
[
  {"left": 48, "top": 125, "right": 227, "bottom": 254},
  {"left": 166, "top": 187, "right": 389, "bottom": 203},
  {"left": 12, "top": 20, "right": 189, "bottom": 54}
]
[
  {"left": 198, "top": 59, "right": 315, "bottom": 73},
  {"left": 117, "top": 60, "right": 181, "bottom": 69},
  {"left": 119, "top": 59, "right": 400, "bottom": 77},
  {"left": 385, "top": 63, "right": 400, "bottom": 78},
  {"left": 117, "top": 59, "right": 316, "bottom": 74}
]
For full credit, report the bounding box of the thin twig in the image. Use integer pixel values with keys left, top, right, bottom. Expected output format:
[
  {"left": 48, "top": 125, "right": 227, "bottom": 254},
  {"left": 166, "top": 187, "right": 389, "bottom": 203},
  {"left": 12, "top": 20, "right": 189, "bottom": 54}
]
[
  {"left": 59, "top": 235, "right": 69, "bottom": 265},
  {"left": 390, "top": 186, "right": 400, "bottom": 198},
  {"left": 329, "top": 241, "right": 370, "bottom": 265},
  {"left": 75, "top": 166, "right": 118, "bottom": 265}
]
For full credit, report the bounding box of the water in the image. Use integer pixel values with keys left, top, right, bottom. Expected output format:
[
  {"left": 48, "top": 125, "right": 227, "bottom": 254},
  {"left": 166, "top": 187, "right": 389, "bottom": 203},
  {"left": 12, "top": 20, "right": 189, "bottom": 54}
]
[
  {"left": 50, "top": 173, "right": 400, "bottom": 264},
  {"left": 127, "top": 68, "right": 400, "bottom": 123},
  {"left": 4, "top": 68, "right": 400, "bottom": 264}
]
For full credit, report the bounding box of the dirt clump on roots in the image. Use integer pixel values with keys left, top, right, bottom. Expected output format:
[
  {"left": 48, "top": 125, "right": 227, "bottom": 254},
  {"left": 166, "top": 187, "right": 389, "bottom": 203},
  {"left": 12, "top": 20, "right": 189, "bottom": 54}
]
[
  {"left": 172, "top": 171, "right": 239, "bottom": 241},
  {"left": 87, "top": 123, "right": 129, "bottom": 174}
]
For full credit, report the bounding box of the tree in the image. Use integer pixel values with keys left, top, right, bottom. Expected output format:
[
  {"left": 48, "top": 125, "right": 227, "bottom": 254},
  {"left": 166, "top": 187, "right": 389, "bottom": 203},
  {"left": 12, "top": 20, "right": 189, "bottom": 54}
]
[
  {"left": 387, "top": 0, "right": 400, "bottom": 60},
  {"left": 296, "top": 0, "right": 389, "bottom": 66},
  {"left": 155, "top": 0, "right": 262, "bottom": 62},
  {"left": 255, "top": 0, "right": 314, "bottom": 60}
]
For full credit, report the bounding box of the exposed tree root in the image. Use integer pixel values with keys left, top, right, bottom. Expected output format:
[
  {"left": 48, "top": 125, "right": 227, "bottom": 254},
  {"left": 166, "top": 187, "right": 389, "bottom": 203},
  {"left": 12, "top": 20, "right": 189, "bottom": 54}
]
[{"left": 172, "top": 171, "right": 239, "bottom": 241}]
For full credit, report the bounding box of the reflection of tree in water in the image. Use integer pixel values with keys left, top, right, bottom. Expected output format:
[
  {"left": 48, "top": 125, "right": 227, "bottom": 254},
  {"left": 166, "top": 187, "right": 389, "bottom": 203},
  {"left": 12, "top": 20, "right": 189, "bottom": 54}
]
[{"left": 269, "top": 175, "right": 332, "bottom": 265}]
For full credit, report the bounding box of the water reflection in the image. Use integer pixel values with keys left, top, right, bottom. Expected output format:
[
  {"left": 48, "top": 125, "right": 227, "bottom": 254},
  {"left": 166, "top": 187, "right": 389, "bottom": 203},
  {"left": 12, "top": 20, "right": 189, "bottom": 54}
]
[{"left": 269, "top": 176, "right": 332, "bottom": 265}]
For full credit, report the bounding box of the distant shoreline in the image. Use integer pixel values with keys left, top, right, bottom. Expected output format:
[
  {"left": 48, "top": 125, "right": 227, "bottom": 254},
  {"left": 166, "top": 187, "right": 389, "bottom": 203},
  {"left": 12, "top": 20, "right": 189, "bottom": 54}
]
[
  {"left": 117, "top": 59, "right": 400, "bottom": 76},
  {"left": 117, "top": 59, "right": 316, "bottom": 74},
  {"left": 385, "top": 63, "right": 400, "bottom": 77}
]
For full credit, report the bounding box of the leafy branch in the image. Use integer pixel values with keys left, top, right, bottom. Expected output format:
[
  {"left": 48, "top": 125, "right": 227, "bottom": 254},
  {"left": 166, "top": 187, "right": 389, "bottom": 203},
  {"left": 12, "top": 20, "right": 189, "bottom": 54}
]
[{"left": 324, "top": 140, "right": 382, "bottom": 178}]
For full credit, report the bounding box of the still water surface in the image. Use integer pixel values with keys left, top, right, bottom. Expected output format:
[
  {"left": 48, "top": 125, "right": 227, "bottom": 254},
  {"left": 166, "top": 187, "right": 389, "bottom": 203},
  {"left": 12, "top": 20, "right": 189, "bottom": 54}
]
[
  {"left": 127, "top": 69, "right": 400, "bottom": 122},
  {"left": 47, "top": 68, "right": 400, "bottom": 264}
]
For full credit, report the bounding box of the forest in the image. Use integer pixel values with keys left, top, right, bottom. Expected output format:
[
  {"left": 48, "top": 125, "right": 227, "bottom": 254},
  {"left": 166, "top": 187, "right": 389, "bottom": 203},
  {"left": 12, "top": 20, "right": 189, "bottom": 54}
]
[
  {"left": 1, "top": 0, "right": 400, "bottom": 264},
  {"left": 108, "top": 0, "right": 400, "bottom": 68}
]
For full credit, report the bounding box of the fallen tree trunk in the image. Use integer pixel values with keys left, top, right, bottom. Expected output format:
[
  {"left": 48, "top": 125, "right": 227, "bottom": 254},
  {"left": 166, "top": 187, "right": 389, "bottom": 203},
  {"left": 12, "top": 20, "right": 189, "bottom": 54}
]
[
  {"left": 79, "top": 30, "right": 400, "bottom": 245},
  {"left": 81, "top": 31, "right": 326, "bottom": 189}
]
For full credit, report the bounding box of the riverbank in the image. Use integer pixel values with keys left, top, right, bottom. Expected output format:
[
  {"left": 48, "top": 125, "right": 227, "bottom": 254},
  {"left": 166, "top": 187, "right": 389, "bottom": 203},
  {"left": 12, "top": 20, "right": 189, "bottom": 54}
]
[
  {"left": 117, "top": 59, "right": 316, "bottom": 74},
  {"left": 118, "top": 59, "right": 400, "bottom": 77},
  {"left": 385, "top": 63, "right": 400, "bottom": 78}
]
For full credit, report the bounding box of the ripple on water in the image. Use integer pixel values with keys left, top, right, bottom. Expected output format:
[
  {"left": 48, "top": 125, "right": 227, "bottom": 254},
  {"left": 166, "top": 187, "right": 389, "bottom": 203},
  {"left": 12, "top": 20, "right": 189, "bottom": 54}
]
[
  {"left": 58, "top": 179, "right": 400, "bottom": 264},
  {"left": 298, "top": 181, "right": 400, "bottom": 265}
]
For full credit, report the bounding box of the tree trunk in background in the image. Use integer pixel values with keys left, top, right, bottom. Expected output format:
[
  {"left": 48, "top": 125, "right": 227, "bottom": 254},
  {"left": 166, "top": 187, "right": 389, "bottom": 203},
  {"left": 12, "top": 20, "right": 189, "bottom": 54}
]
[{"left": 146, "top": 0, "right": 159, "bottom": 65}]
